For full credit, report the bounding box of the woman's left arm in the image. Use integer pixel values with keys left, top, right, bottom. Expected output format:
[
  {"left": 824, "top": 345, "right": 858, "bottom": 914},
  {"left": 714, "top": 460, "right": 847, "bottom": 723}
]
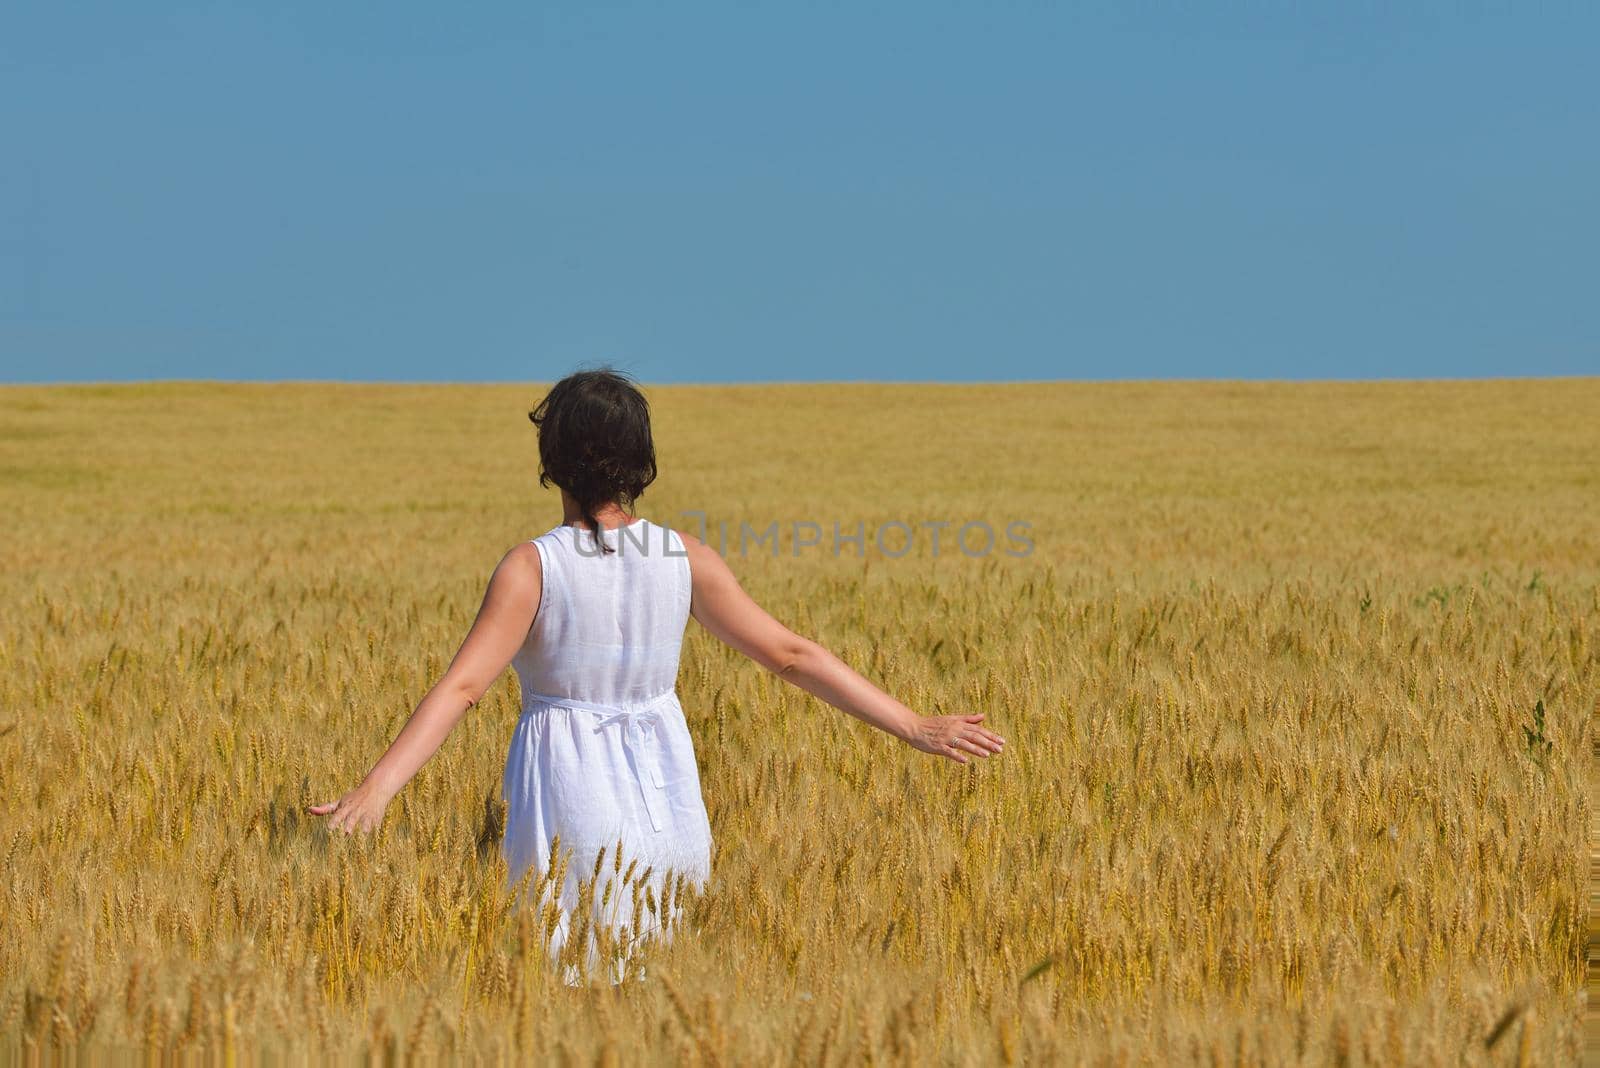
[{"left": 308, "top": 543, "right": 543, "bottom": 834}]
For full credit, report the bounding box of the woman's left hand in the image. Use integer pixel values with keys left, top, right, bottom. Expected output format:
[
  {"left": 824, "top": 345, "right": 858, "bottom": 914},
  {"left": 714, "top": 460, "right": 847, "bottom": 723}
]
[
  {"left": 307, "top": 781, "right": 394, "bottom": 835},
  {"left": 907, "top": 713, "right": 1006, "bottom": 764}
]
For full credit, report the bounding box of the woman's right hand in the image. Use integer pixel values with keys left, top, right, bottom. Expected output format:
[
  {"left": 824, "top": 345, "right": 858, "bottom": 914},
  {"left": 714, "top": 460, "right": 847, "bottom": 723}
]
[
  {"left": 907, "top": 713, "right": 1006, "bottom": 764},
  {"left": 307, "top": 780, "right": 395, "bottom": 835}
]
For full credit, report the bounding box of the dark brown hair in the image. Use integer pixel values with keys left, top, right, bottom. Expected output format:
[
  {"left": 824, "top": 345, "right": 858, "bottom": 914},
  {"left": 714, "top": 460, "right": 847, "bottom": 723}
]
[{"left": 528, "top": 367, "right": 657, "bottom": 554}]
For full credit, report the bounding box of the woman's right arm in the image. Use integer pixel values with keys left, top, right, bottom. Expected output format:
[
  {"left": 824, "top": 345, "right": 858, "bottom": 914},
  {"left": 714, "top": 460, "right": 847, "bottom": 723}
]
[
  {"left": 679, "top": 533, "right": 1005, "bottom": 764},
  {"left": 308, "top": 542, "right": 543, "bottom": 833}
]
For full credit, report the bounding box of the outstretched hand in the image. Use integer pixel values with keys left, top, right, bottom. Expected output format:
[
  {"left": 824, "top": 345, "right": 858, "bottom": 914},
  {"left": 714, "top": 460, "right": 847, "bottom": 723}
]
[
  {"left": 908, "top": 713, "right": 1005, "bottom": 764},
  {"left": 307, "top": 782, "right": 393, "bottom": 835}
]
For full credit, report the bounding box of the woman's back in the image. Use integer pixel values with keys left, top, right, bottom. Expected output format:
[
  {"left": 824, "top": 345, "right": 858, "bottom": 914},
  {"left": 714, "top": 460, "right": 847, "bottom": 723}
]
[
  {"left": 501, "top": 516, "right": 710, "bottom": 984},
  {"left": 511, "top": 518, "right": 691, "bottom": 706}
]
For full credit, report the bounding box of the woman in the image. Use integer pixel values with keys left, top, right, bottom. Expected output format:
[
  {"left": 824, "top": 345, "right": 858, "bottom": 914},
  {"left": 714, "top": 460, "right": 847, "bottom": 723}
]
[{"left": 310, "top": 368, "right": 1006, "bottom": 982}]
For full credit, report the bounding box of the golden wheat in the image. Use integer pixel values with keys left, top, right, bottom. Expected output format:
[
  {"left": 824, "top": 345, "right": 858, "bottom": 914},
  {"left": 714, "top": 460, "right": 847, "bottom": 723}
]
[{"left": 0, "top": 379, "right": 1594, "bottom": 1062}]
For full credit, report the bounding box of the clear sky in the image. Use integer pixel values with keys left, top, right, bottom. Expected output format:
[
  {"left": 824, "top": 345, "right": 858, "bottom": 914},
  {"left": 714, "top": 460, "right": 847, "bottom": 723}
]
[{"left": 2, "top": 3, "right": 1596, "bottom": 384}]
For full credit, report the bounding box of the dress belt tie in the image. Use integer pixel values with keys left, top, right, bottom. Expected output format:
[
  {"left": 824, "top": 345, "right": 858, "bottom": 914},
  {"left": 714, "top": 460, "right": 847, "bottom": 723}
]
[{"left": 522, "top": 689, "right": 675, "bottom": 834}]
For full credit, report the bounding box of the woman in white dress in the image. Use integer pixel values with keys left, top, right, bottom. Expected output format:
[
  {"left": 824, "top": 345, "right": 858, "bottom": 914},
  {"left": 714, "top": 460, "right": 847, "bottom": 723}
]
[{"left": 310, "top": 368, "right": 1006, "bottom": 982}]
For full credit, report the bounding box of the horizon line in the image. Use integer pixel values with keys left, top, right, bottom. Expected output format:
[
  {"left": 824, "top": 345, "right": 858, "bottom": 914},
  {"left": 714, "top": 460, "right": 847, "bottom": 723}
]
[{"left": 3, "top": 373, "right": 1598, "bottom": 389}]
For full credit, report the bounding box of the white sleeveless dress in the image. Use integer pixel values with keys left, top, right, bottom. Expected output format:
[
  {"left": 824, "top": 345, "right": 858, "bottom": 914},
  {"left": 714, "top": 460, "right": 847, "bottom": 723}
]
[{"left": 500, "top": 518, "right": 714, "bottom": 983}]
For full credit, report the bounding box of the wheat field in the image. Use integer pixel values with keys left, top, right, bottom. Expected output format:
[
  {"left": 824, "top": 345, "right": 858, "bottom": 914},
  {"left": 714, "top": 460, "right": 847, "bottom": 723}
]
[{"left": 0, "top": 379, "right": 1595, "bottom": 1064}]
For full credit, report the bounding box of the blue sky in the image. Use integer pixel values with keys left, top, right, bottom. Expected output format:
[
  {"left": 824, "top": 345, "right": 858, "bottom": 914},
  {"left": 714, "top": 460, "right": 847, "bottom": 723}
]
[{"left": 2, "top": 3, "right": 1595, "bottom": 383}]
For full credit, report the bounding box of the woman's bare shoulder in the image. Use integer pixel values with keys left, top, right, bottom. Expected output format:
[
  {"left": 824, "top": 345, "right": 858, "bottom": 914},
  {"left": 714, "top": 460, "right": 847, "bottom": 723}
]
[
  {"left": 669, "top": 527, "right": 740, "bottom": 584},
  {"left": 495, "top": 541, "right": 544, "bottom": 582},
  {"left": 670, "top": 526, "right": 711, "bottom": 555},
  {"left": 504, "top": 539, "right": 543, "bottom": 561}
]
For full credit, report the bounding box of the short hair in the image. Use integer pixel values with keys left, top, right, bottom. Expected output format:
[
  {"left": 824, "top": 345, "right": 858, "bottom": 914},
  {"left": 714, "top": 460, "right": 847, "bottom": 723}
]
[{"left": 528, "top": 366, "right": 657, "bottom": 555}]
